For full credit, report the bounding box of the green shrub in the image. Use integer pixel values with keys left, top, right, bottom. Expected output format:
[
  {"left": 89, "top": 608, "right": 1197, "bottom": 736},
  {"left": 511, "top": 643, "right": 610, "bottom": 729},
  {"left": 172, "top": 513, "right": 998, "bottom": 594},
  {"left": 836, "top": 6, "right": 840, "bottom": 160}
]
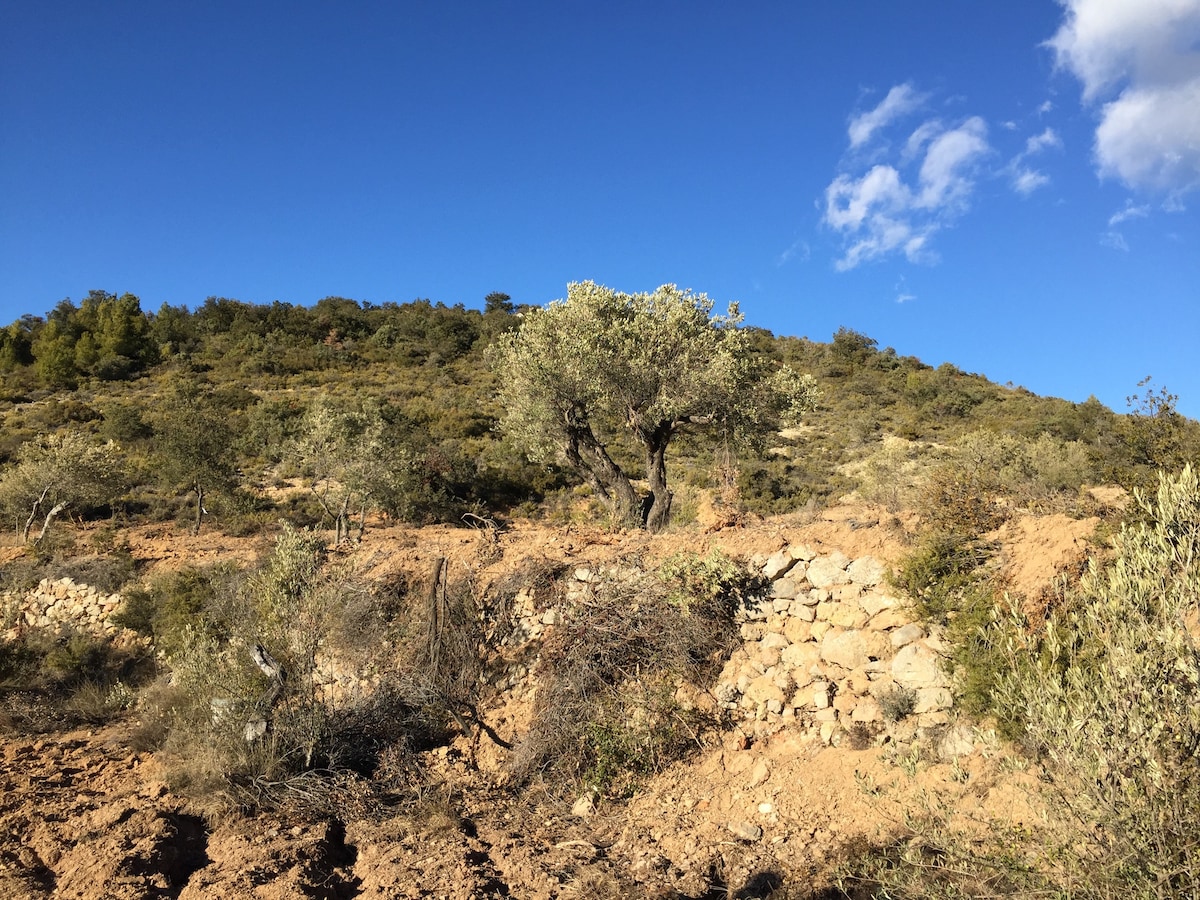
[
  {"left": 845, "top": 467, "right": 1200, "bottom": 898},
  {"left": 994, "top": 465, "right": 1200, "bottom": 896},
  {"left": 890, "top": 532, "right": 991, "bottom": 624},
  {"left": 155, "top": 527, "right": 455, "bottom": 814},
  {"left": 657, "top": 548, "right": 764, "bottom": 620},
  {"left": 878, "top": 686, "right": 917, "bottom": 723}
]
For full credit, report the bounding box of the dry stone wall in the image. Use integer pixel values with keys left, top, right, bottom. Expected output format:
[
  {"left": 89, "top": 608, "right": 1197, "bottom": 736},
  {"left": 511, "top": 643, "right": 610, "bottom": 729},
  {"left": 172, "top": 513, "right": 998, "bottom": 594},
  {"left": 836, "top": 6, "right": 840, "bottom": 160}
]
[
  {"left": 716, "top": 545, "right": 952, "bottom": 746},
  {"left": 496, "top": 545, "right": 955, "bottom": 749},
  {"left": 3, "top": 542, "right": 959, "bottom": 753},
  {"left": 2, "top": 577, "right": 124, "bottom": 641}
]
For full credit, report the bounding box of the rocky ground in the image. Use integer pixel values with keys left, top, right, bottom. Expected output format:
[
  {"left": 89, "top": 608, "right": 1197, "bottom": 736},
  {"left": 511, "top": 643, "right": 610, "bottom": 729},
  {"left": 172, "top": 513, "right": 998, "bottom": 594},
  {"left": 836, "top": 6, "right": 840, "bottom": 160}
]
[{"left": 0, "top": 504, "right": 1098, "bottom": 899}]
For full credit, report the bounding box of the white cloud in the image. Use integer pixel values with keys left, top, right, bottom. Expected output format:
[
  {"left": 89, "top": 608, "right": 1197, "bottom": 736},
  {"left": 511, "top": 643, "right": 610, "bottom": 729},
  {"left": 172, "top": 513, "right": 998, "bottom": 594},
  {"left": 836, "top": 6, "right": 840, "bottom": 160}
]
[
  {"left": 1005, "top": 127, "right": 1062, "bottom": 195},
  {"left": 1094, "top": 79, "right": 1200, "bottom": 194},
  {"left": 902, "top": 120, "right": 943, "bottom": 162},
  {"left": 1012, "top": 168, "right": 1051, "bottom": 195},
  {"left": 777, "top": 237, "right": 811, "bottom": 266},
  {"left": 848, "top": 83, "right": 925, "bottom": 148},
  {"left": 1025, "top": 127, "right": 1063, "bottom": 155},
  {"left": 1100, "top": 230, "right": 1130, "bottom": 251},
  {"left": 1049, "top": 0, "right": 1200, "bottom": 199},
  {"left": 824, "top": 90, "right": 990, "bottom": 270},
  {"left": 1038, "top": 100, "right": 1055, "bottom": 115},
  {"left": 915, "top": 117, "right": 989, "bottom": 210},
  {"left": 1108, "top": 201, "right": 1150, "bottom": 226}
]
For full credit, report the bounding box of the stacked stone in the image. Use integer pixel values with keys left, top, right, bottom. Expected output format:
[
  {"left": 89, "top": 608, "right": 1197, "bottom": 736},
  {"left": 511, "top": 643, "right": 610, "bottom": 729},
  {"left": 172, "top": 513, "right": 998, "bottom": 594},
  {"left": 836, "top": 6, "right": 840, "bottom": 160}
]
[
  {"left": 2, "top": 577, "right": 124, "bottom": 641},
  {"left": 714, "top": 545, "right": 953, "bottom": 744}
]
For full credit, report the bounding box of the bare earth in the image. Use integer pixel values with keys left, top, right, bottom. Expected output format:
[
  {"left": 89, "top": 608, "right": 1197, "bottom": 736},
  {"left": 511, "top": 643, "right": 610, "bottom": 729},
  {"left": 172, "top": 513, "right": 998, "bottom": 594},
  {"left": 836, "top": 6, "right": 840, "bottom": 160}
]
[{"left": 0, "top": 504, "right": 1097, "bottom": 899}]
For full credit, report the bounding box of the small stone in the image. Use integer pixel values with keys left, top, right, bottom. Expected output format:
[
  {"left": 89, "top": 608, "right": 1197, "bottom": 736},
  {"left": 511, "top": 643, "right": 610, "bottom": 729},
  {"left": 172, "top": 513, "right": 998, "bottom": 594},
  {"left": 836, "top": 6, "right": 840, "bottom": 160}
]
[
  {"left": 790, "top": 544, "right": 818, "bottom": 562},
  {"left": 846, "top": 669, "right": 872, "bottom": 694},
  {"left": 936, "top": 724, "right": 976, "bottom": 760},
  {"left": 782, "top": 618, "right": 812, "bottom": 644},
  {"left": 745, "top": 676, "right": 786, "bottom": 706},
  {"left": 571, "top": 793, "right": 597, "bottom": 817},
  {"left": 757, "top": 802, "right": 775, "bottom": 815},
  {"left": 832, "top": 691, "right": 856, "bottom": 715},
  {"left": 758, "top": 646, "right": 782, "bottom": 669},
  {"left": 728, "top": 821, "right": 763, "bottom": 842},
  {"left": 812, "top": 684, "right": 831, "bottom": 709},
  {"left": 831, "top": 583, "right": 865, "bottom": 602},
  {"left": 761, "top": 632, "right": 790, "bottom": 650},
  {"left": 792, "top": 604, "right": 816, "bottom": 623}
]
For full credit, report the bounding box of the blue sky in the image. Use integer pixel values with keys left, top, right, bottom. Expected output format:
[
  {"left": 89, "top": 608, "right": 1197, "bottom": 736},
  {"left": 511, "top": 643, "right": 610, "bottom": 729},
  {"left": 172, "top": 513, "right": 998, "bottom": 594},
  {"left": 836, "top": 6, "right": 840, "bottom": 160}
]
[{"left": 2, "top": 1, "right": 1198, "bottom": 416}]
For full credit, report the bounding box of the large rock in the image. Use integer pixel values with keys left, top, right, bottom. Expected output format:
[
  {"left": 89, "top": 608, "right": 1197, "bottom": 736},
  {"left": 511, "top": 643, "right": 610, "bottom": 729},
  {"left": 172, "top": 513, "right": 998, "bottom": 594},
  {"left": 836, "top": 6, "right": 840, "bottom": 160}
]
[
  {"left": 770, "top": 578, "right": 801, "bottom": 600},
  {"left": 891, "top": 643, "right": 947, "bottom": 689},
  {"left": 762, "top": 549, "right": 798, "bottom": 580},
  {"left": 847, "top": 556, "right": 887, "bottom": 586},
  {"left": 890, "top": 623, "right": 925, "bottom": 647},
  {"left": 820, "top": 631, "right": 869, "bottom": 670},
  {"left": 860, "top": 592, "right": 901, "bottom": 617},
  {"left": 867, "top": 609, "right": 913, "bottom": 631},
  {"left": 825, "top": 602, "right": 870, "bottom": 629},
  {"left": 806, "top": 556, "right": 851, "bottom": 588}
]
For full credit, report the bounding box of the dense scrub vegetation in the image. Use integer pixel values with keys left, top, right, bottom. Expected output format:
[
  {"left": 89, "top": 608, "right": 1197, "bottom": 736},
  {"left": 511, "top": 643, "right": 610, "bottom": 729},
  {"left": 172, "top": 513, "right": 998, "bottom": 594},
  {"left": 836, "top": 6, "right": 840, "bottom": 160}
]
[{"left": 3, "top": 291, "right": 1197, "bottom": 543}]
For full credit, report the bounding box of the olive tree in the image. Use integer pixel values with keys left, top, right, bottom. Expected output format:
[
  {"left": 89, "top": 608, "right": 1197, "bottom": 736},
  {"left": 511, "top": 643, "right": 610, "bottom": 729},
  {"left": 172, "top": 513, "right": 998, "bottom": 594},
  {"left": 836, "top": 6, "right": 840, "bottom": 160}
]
[
  {"left": 995, "top": 465, "right": 1200, "bottom": 896},
  {"left": 152, "top": 377, "right": 238, "bottom": 535},
  {"left": 488, "top": 281, "right": 818, "bottom": 532},
  {"left": 0, "top": 429, "right": 127, "bottom": 542},
  {"left": 291, "top": 398, "right": 403, "bottom": 543}
]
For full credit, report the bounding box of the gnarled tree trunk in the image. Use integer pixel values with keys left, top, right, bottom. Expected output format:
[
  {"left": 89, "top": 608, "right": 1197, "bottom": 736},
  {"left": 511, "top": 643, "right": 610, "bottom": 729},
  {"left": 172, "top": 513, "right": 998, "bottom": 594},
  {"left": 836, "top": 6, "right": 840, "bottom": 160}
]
[
  {"left": 562, "top": 408, "right": 641, "bottom": 526},
  {"left": 640, "top": 422, "right": 674, "bottom": 533}
]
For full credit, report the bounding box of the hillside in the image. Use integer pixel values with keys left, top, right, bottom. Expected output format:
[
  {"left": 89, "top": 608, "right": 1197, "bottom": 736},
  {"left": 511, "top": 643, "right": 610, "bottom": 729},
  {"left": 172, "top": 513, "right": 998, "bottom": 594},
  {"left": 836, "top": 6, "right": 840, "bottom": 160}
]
[
  {"left": 2, "top": 292, "right": 1199, "bottom": 898},
  {"left": 2, "top": 293, "right": 1196, "bottom": 538}
]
